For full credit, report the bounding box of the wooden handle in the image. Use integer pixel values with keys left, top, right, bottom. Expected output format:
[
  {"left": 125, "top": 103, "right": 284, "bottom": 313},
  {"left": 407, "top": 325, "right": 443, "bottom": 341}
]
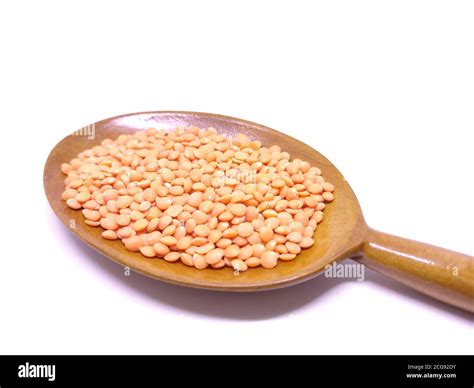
[{"left": 358, "top": 229, "right": 474, "bottom": 313}]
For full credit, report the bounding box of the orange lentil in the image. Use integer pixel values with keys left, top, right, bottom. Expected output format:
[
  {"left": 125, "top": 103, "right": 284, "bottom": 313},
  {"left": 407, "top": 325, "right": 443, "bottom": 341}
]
[{"left": 61, "top": 126, "right": 333, "bottom": 270}]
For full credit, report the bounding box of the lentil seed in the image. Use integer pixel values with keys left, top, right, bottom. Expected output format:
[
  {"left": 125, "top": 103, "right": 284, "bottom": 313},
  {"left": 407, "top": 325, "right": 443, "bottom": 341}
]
[{"left": 61, "top": 126, "right": 333, "bottom": 270}]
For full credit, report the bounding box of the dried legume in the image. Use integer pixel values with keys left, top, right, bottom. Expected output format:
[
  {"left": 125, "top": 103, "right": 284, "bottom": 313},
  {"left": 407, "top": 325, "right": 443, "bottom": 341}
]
[{"left": 61, "top": 126, "right": 334, "bottom": 271}]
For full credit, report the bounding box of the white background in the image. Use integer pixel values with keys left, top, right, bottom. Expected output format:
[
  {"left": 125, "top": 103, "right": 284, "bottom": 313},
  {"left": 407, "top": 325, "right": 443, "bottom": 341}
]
[{"left": 0, "top": 0, "right": 472, "bottom": 355}]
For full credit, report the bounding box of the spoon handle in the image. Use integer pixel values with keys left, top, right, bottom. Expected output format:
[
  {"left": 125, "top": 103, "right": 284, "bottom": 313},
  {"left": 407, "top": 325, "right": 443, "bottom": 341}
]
[{"left": 358, "top": 229, "right": 474, "bottom": 312}]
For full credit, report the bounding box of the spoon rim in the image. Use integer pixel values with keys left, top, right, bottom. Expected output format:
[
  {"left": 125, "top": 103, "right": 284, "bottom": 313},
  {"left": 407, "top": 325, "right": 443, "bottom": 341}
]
[{"left": 44, "top": 111, "right": 366, "bottom": 291}]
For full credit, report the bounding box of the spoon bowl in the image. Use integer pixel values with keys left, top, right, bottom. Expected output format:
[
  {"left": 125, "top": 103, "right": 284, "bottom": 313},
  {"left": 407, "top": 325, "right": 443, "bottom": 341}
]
[{"left": 44, "top": 112, "right": 474, "bottom": 312}]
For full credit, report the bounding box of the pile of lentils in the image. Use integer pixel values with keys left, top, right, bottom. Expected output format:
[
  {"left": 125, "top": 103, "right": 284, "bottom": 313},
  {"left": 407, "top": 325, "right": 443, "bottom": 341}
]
[{"left": 61, "top": 127, "right": 334, "bottom": 271}]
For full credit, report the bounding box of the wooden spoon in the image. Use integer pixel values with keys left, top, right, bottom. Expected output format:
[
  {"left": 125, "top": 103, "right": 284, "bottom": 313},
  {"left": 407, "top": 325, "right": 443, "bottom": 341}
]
[{"left": 43, "top": 111, "right": 474, "bottom": 312}]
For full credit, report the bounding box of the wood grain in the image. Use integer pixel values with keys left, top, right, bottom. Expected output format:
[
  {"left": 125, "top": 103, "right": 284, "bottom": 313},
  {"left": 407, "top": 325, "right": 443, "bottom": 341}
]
[{"left": 359, "top": 229, "right": 474, "bottom": 312}]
